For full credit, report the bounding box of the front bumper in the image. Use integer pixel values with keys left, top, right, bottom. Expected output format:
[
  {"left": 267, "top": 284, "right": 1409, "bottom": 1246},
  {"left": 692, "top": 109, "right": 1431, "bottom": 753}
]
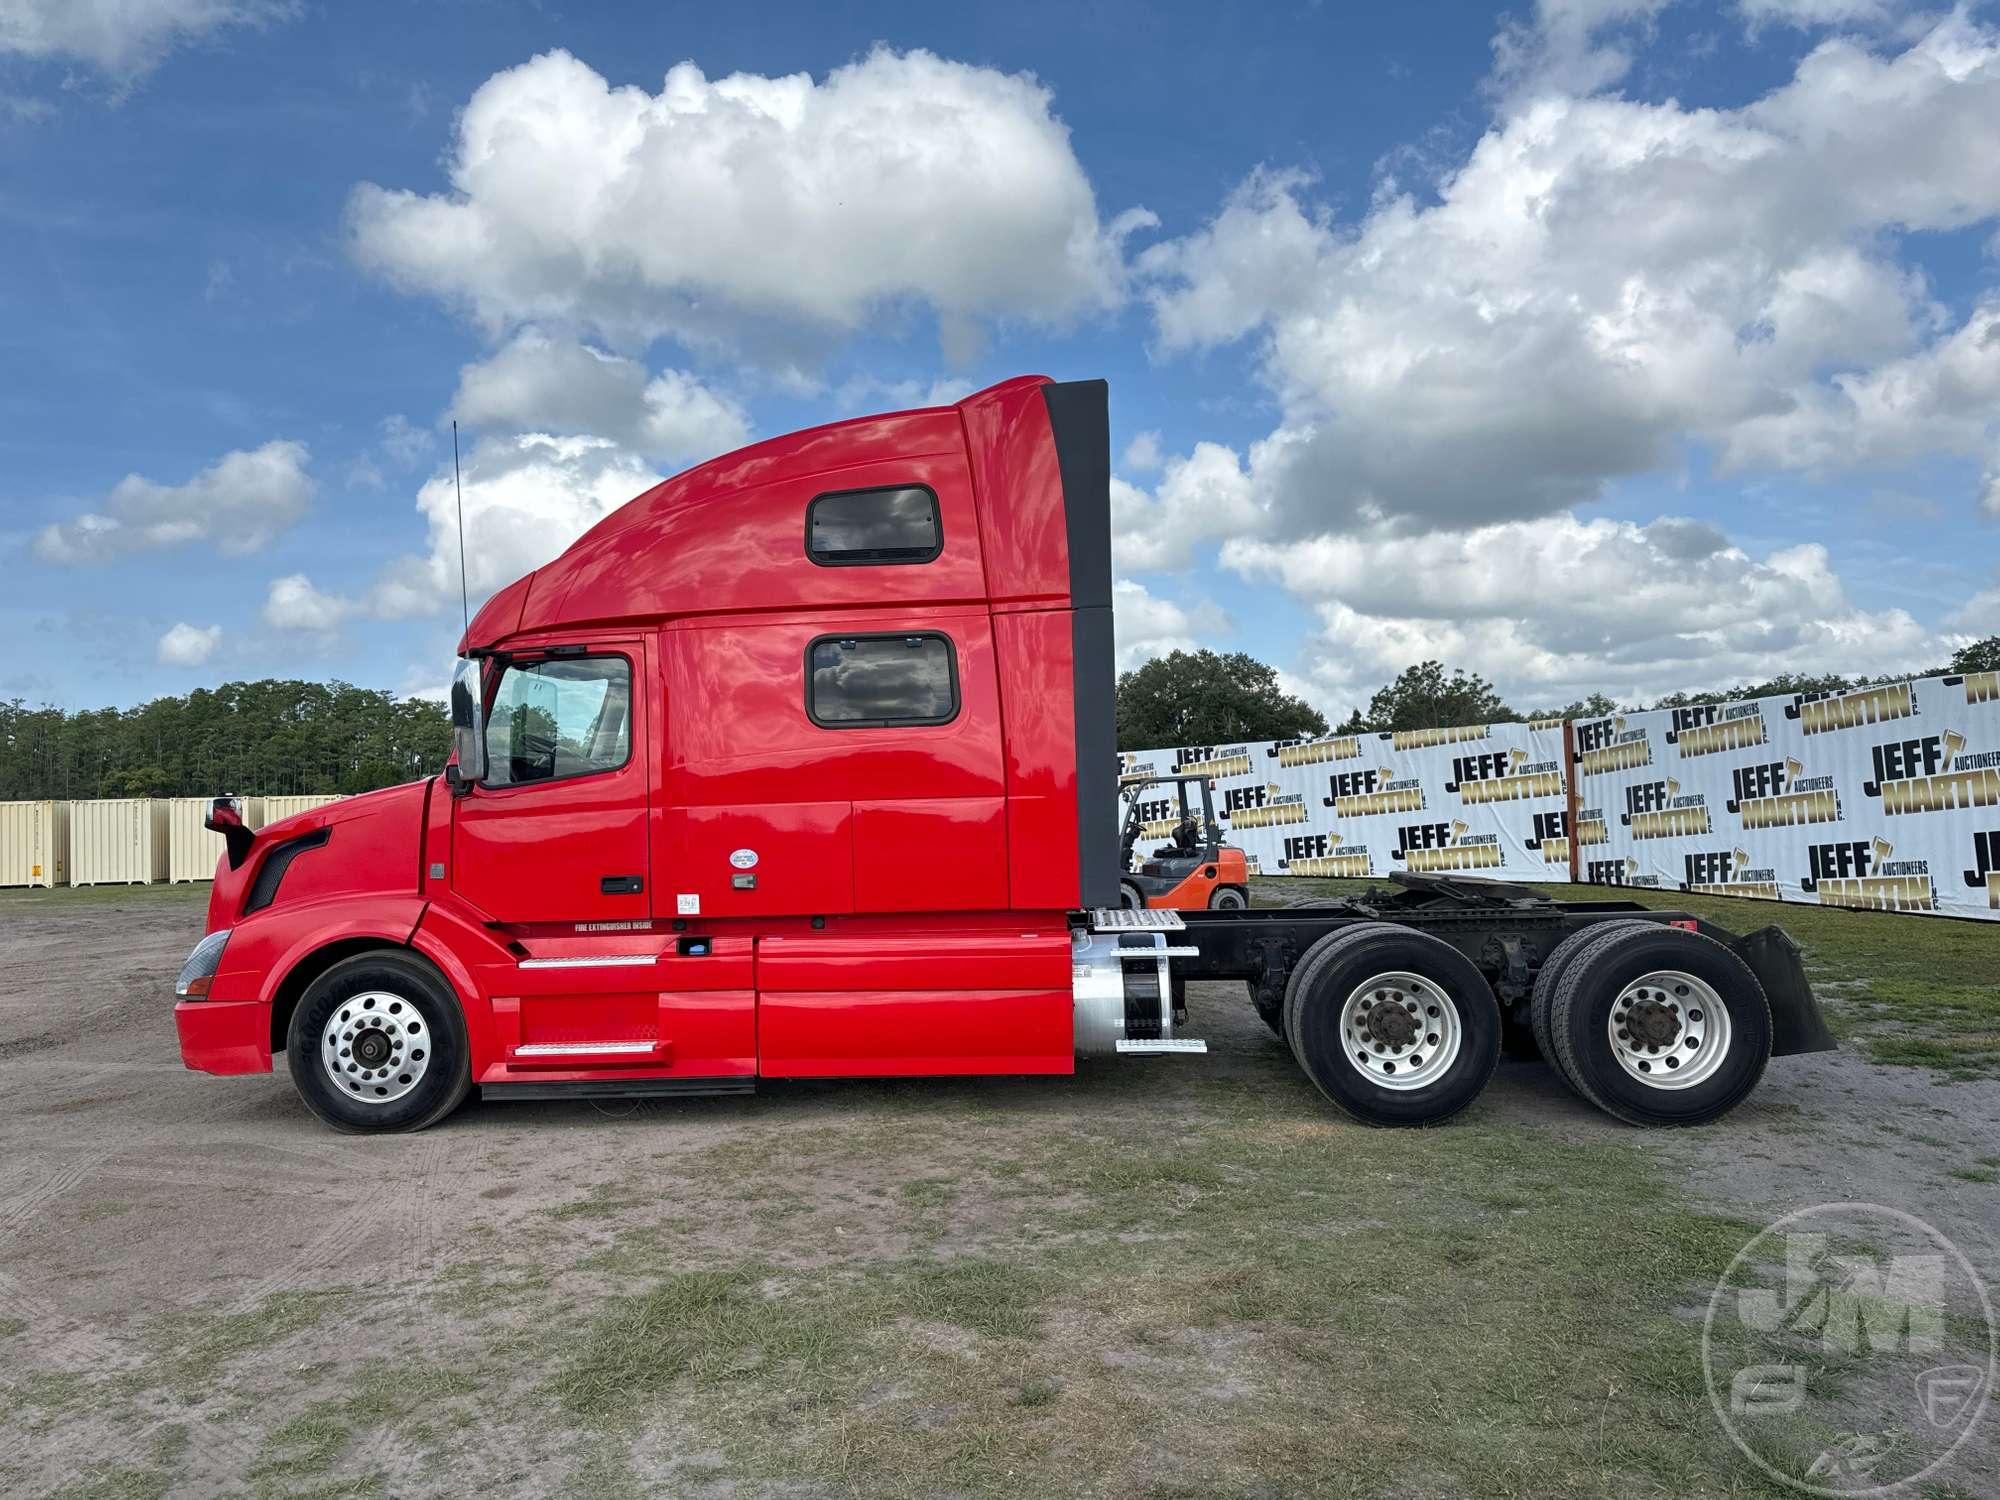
[{"left": 175, "top": 998, "right": 272, "bottom": 1075}]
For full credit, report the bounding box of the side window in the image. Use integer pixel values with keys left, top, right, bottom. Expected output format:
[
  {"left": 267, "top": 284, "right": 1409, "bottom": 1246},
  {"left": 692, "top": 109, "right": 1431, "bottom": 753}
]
[
  {"left": 484, "top": 655, "right": 632, "bottom": 787},
  {"left": 805, "top": 486, "right": 942, "bottom": 565},
  {"left": 807, "top": 634, "right": 959, "bottom": 729}
]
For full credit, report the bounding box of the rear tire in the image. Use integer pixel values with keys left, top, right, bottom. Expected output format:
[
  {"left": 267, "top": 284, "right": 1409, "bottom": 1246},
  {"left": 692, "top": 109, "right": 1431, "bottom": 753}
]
[
  {"left": 1530, "top": 920, "right": 1651, "bottom": 1086},
  {"left": 286, "top": 950, "right": 472, "bottom": 1134},
  {"left": 1283, "top": 924, "right": 1501, "bottom": 1126},
  {"left": 1119, "top": 879, "right": 1145, "bottom": 910},
  {"left": 1209, "top": 886, "right": 1248, "bottom": 910},
  {"left": 1548, "top": 925, "right": 1771, "bottom": 1126}
]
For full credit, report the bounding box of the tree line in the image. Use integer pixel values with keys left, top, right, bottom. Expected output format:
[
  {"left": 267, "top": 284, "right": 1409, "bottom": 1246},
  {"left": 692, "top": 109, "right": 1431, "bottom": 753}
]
[
  {"left": 1114, "top": 638, "right": 2000, "bottom": 751},
  {"left": 0, "top": 680, "right": 452, "bottom": 801},
  {"left": 8, "top": 636, "right": 1997, "bottom": 796}
]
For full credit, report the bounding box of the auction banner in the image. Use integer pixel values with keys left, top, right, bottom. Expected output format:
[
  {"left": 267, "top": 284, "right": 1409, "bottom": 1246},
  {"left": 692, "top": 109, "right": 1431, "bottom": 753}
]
[
  {"left": 1122, "top": 718, "right": 1574, "bottom": 886},
  {"left": 1578, "top": 671, "right": 2000, "bottom": 922}
]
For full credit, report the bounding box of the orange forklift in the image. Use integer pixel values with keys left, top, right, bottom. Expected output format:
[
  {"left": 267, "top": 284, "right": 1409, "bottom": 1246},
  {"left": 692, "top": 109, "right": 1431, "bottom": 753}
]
[{"left": 1116, "top": 772, "right": 1252, "bottom": 910}]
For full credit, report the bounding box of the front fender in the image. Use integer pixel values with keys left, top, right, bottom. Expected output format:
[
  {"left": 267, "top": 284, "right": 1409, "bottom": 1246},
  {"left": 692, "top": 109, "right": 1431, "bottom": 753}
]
[
  {"left": 208, "top": 893, "right": 430, "bottom": 1009},
  {"left": 181, "top": 894, "right": 429, "bottom": 1075}
]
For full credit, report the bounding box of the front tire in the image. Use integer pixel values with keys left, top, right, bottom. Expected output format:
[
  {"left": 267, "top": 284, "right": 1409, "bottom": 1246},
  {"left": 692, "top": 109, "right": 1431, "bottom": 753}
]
[
  {"left": 1119, "top": 879, "right": 1146, "bottom": 910},
  {"left": 1547, "top": 925, "right": 1771, "bottom": 1126},
  {"left": 1283, "top": 924, "right": 1501, "bottom": 1126},
  {"left": 287, "top": 950, "right": 472, "bottom": 1134}
]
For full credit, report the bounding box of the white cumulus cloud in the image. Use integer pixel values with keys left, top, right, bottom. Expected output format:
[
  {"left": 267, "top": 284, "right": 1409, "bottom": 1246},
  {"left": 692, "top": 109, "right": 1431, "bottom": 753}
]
[
  {"left": 35, "top": 439, "right": 313, "bottom": 562},
  {"left": 452, "top": 330, "right": 751, "bottom": 462},
  {"left": 1738, "top": 0, "right": 1905, "bottom": 35},
  {"left": 1142, "top": 16, "right": 2000, "bottom": 539},
  {"left": 347, "top": 47, "right": 1153, "bottom": 363},
  {"left": 261, "top": 573, "right": 351, "bottom": 633},
  {"left": 265, "top": 432, "right": 666, "bottom": 634},
  {"left": 1110, "top": 441, "right": 1269, "bottom": 575},
  {"left": 0, "top": 0, "right": 297, "bottom": 79},
  {"left": 1226, "top": 512, "right": 1937, "bottom": 711},
  {"left": 1489, "top": 0, "right": 1672, "bottom": 106},
  {"left": 1111, "top": 578, "right": 1232, "bottom": 671},
  {"left": 156, "top": 621, "right": 221, "bottom": 666}
]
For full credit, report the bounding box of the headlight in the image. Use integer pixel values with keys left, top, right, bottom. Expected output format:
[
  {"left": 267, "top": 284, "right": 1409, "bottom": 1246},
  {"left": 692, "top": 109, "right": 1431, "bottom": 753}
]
[{"left": 175, "top": 929, "right": 231, "bottom": 998}]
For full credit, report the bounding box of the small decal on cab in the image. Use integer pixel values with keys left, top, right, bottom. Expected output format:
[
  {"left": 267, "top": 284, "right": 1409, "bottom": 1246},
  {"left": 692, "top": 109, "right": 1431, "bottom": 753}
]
[
  {"left": 729, "top": 848, "right": 759, "bottom": 870},
  {"left": 677, "top": 893, "right": 700, "bottom": 915}
]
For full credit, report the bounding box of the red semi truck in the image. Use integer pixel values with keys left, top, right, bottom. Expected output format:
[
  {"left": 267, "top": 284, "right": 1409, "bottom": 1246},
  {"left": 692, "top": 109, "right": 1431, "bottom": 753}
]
[{"left": 173, "top": 376, "right": 1834, "bottom": 1133}]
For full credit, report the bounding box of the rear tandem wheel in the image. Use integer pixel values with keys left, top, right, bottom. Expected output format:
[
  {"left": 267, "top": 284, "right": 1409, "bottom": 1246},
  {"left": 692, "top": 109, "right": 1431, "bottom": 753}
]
[
  {"left": 1281, "top": 923, "right": 1502, "bottom": 1127},
  {"left": 1528, "top": 919, "right": 1652, "bottom": 1092},
  {"left": 1546, "top": 924, "right": 1773, "bottom": 1126}
]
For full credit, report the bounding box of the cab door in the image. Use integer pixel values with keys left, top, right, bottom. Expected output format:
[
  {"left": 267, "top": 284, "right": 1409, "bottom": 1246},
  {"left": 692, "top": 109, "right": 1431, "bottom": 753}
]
[{"left": 453, "top": 641, "right": 650, "bottom": 923}]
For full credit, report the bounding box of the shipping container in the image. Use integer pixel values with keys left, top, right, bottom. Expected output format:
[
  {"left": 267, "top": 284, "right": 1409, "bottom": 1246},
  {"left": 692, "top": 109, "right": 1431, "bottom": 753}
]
[
  {"left": 261, "top": 794, "right": 345, "bottom": 823},
  {"left": 0, "top": 800, "right": 70, "bottom": 888},
  {"left": 166, "top": 796, "right": 266, "bottom": 883},
  {"left": 69, "top": 799, "right": 170, "bottom": 886}
]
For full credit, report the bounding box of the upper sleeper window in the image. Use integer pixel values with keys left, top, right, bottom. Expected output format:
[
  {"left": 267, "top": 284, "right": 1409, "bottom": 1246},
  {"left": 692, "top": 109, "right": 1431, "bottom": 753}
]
[{"left": 806, "top": 486, "right": 942, "bottom": 566}]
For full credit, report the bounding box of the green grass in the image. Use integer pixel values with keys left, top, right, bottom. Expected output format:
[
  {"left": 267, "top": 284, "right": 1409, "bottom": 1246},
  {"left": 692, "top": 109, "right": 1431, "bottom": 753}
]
[
  {"left": 0, "top": 881, "right": 208, "bottom": 909},
  {"left": 148, "top": 1289, "right": 352, "bottom": 1397},
  {"left": 514, "top": 1110, "right": 1964, "bottom": 1497},
  {"left": 10, "top": 869, "right": 1992, "bottom": 1495},
  {"left": 248, "top": 1413, "right": 352, "bottom": 1484},
  {"left": 24, "top": 1057, "right": 1990, "bottom": 1496},
  {"left": 1257, "top": 874, "right": 2000, "bottom": 1077}
]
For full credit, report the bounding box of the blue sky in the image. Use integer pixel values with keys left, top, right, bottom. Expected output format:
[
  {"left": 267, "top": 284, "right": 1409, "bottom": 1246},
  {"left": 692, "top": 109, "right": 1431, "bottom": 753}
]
[{"left": 3, "top": 0, "right": 1997, "bottom": 716}]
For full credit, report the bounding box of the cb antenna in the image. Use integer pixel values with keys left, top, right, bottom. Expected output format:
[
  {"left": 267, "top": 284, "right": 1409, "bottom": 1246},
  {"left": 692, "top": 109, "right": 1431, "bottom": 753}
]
[{"left": 452, "top": 419, "right": 469, "bottom": 635}]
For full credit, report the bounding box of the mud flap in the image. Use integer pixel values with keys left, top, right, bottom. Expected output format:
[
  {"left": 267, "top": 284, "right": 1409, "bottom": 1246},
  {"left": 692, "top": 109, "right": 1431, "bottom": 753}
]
[{"left": 1735, "top": 925, "right": 1837, "bottom": 1056}]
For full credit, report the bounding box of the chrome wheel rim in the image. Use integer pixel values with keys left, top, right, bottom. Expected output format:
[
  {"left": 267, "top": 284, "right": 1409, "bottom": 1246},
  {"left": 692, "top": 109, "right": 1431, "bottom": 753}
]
[
  {"left": 1338, "top": 970, "right": 1461, "bottom": 1091},
  {"left": 1607, "top": 970, "right": 1729, "bottom": 1090},
  {"left": 320, "top": 991, "right": 431, "bottom": 1104}
]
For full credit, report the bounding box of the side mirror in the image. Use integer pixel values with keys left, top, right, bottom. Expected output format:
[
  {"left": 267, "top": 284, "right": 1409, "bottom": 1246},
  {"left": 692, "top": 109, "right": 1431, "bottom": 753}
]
[
  {"left": 204, "top": 796, "right": 256, "bottom": 870},
  {"left": 448, "top": 660, "right": 487, "bottom": 793}
]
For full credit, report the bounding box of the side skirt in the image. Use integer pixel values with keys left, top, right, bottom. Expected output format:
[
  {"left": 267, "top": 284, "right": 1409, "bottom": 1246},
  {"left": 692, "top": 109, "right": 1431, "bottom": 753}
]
[{"left": 480, "top": 1078, "right": 756, "bottom": 1102}]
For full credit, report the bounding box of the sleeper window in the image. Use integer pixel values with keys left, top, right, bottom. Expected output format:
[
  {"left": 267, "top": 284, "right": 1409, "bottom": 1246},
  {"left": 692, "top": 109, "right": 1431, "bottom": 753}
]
[
  {"left": 807, "top": 634, "right": 958, "bottom": 728},
  {"left": 806, "top": 486, "right": 942, "bottom": 565},
  {"left": 483, "top": 655, "right": 632, "bottom": 786}
]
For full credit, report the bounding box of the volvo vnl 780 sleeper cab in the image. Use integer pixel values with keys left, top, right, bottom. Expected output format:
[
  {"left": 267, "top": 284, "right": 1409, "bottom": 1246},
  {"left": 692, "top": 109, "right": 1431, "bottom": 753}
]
[{"left": 173, "top": 376, "right": 1834, "bottom": 1134}]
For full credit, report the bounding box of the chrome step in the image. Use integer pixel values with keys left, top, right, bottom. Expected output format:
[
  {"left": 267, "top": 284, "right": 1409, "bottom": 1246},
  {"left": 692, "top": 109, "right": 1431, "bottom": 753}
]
[
  {"left": 1119, "top": 945, "right": 1201, "bottom": 958},
  {"left": 1091, "top": 908, "right": 1186, "bottom": 932},
  {"left": 511, "top": 1041, "right": 661, "bottom": 1058},
  {"left": 516, "top": 954, "right": 659, "bottom": 970},
  {"left": 1115, "top": 1038, "right": 1208, "bottom": 1055}
]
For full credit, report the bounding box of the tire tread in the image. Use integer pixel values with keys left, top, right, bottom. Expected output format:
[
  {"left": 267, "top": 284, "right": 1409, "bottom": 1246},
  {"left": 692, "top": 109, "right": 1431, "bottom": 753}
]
[
  {"left": 1548, "top": 925, "right": 1771, "bottom": 1127},
  {"left": 286, "top": 949, "right": 471, "bottom": 1134},
  {"left": 1284, "top": 924, "right": 1501, "bottom": 1128}
]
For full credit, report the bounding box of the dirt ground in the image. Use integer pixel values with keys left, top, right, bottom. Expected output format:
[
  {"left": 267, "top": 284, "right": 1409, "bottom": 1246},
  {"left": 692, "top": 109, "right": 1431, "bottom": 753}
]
[{"left": 1, "top": 884, "right": 1996, "bottom": 1498}]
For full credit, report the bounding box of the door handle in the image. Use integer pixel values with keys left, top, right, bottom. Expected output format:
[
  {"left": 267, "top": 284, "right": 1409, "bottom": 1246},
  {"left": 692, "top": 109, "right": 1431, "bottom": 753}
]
[{"left": 600, "top": 875, "right": 644, "bottom": 895}]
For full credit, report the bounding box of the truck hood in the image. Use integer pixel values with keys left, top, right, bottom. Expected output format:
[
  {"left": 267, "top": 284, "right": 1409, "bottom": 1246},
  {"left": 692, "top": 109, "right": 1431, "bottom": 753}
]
[{"left": 207, "top": 780, "right": 434, "bottom": 933}]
